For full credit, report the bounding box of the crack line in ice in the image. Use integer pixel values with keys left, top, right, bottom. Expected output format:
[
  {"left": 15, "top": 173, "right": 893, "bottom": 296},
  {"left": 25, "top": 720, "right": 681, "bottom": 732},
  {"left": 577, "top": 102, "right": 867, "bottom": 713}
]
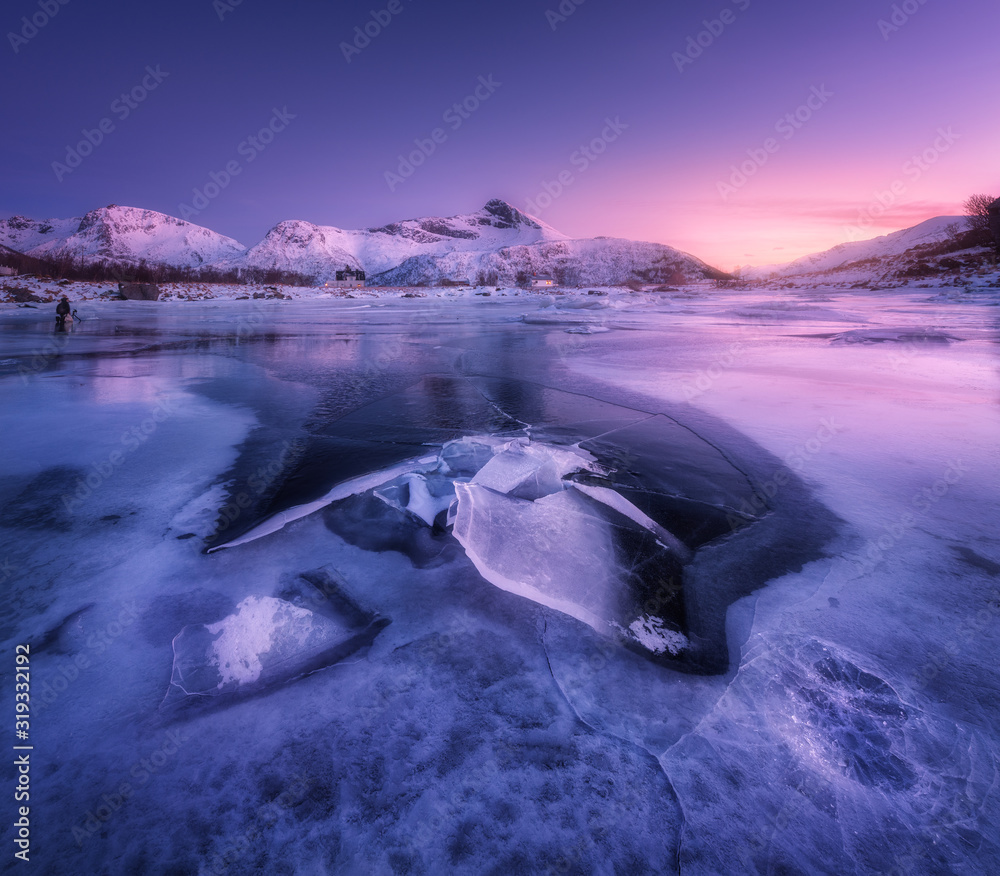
[
  {"left": 472, "top": 373, "right": 759, "bottom": 494},
  {"left": 564, "top": 380, "right": 759, "bottom": 492},
  {"left": 540, "top": 618, "right": 686, "bottom": 873},
  {"left": 570, "top": 481, "right": 693, "bottom": 562},
  {"left": 572, "top": 413, "right": 659, "bottom": 445},
  {"left": 464, "top": 377, "right": 533, "bottom": 430}
]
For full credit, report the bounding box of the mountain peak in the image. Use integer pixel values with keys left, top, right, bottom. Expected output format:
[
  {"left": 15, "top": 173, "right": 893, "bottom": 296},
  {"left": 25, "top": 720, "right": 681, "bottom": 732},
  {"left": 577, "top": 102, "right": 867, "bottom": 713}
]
[{"left": 481, "top": 199, "right": 538, "bottom": 230}]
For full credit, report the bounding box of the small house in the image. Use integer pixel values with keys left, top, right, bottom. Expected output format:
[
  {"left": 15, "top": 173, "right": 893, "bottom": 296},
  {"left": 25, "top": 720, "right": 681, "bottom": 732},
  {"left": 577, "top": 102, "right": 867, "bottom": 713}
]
[
  {"left": 326, "top": 266, "right": 366, "bottom": 289},
  {"left": 530, "top": 275, "right": 556, "bottom": 288}
]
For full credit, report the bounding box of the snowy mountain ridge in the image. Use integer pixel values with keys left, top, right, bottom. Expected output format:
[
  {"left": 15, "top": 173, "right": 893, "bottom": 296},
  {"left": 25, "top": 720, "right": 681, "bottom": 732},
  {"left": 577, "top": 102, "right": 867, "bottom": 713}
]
[
  {"left": 0, "top": 205, "right": 245, "bottom": 269},
  {"left": 0, "top": 200, "right": 721, "bottom": 286},
  {"left": 746, "top": 216, "right": 967, "bottom": 280},
  {"left": 220, "top": 199, "right": 571, "bottom": 281}
]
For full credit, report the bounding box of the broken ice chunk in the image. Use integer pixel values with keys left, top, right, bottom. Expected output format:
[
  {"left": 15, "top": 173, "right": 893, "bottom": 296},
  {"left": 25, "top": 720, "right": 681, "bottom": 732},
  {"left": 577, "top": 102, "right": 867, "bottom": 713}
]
[
  {"left": 374, "top": 473, "right": 457, "bottom": 526},
  {"left": 831, "top": 327, "right": 960, "bottom": 345},
  {"left": 165, "top": 596, "right": 356, "bottom": 703},
  {"left": 452, "top": 483, "right": 621, "bottom": 634},
  {"left": 438, "top": 435, "right": 514, "bottom": 476},
  {"left": 471, "top": 441, "right": 598, "bottom": 500},
  {"left": 209, "top": 454, "right": 439, "bottom": 551},
  {"left": 404, "top": 473, "right": 455, "bottom": 526},
  {"left": 564, "top": 325, "right": 611, "bottom": 334}
]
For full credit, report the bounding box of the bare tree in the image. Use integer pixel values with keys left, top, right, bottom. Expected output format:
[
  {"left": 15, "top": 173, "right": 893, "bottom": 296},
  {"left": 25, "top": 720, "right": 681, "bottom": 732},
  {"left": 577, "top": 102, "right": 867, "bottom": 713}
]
[{"left": 964, "top": 194, "right": 996, "bottom": 234}]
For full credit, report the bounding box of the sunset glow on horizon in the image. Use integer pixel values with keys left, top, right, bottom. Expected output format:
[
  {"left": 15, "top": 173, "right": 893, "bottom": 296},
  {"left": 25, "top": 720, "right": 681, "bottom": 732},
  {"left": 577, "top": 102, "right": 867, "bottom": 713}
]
[{"left": 2, "top": 0, "right": 997, "bottom": 271}]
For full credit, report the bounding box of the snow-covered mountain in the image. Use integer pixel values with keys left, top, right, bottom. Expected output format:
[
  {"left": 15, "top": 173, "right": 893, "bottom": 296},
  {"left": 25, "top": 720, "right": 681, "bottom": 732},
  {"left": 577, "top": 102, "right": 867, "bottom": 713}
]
[
  {"left": 747, "top": 216, "right": 967, "bottom": 280},
  {"left": 221, "top": 199, "right": 719, "bottom": 285},
  {"left": 0, "top": 199, "right": 724, "bottom": 285},
  {"left": 373, "top": 236, "right": 718, "bottom": 287},
  {"left": 0, "top": 214, "right": 82, "bottom": 253},
  {"left": 222, "top": 219, "right": 365, "bottom": 280},
  {"left": 0, "top": 205, "right": 245, "bottom": 269},
  {"left": 220, "top": 199, "right": 571, "bottom": 283}
]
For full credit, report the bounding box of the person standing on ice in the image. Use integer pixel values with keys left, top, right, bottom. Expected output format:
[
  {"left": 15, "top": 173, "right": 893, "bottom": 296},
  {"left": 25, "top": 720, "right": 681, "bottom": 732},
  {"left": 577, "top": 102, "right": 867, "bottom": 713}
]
[{"left": 55, "top": 295, "right": 71, "bottom": 329}]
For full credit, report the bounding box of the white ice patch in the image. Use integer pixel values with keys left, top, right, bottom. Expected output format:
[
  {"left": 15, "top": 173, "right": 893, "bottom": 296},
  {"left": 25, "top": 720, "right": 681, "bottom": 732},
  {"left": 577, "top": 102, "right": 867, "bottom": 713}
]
[
  {"left": 169, "top": 481, "right": 230, "bottom": 536},
  {"left": 207, "top": 597, "right": 316, "bottom": 687},
  {"left": 403, "top": 473, "right": 456, "bottom": 526},
  {"left": 167, "top": 596, "right": 350, "bottom": 697},
  {"left": 625, "top": 615, "right": 688, "bottom": 656}
]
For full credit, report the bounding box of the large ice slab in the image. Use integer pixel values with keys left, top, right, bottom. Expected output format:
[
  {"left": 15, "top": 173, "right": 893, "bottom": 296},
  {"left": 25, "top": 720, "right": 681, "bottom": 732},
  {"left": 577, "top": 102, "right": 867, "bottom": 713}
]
[
  {"left": 453, "top": 483, "right": 620, "bottom": 633},
  {"left": 451, "top": 443, "right": 691, "bottom": 656}
]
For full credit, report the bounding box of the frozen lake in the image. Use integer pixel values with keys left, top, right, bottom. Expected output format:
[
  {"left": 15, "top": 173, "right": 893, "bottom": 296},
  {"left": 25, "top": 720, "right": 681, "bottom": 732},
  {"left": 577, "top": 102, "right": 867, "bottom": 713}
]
[{"left": 2, "top": 287, "right": 999, "bottom": 874}]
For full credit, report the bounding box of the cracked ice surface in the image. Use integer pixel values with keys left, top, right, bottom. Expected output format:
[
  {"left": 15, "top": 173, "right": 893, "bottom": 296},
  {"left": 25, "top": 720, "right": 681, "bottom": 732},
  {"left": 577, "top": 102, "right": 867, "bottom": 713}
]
[{"left": 2, "top": 288, "right": 999, "bottom": 874}]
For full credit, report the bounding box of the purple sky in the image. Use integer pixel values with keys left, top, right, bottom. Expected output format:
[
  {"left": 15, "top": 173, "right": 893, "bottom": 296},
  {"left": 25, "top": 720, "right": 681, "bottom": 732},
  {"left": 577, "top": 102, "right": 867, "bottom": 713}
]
[{"left": 2, "top": 0, "right": 997, "bottom": 269}]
